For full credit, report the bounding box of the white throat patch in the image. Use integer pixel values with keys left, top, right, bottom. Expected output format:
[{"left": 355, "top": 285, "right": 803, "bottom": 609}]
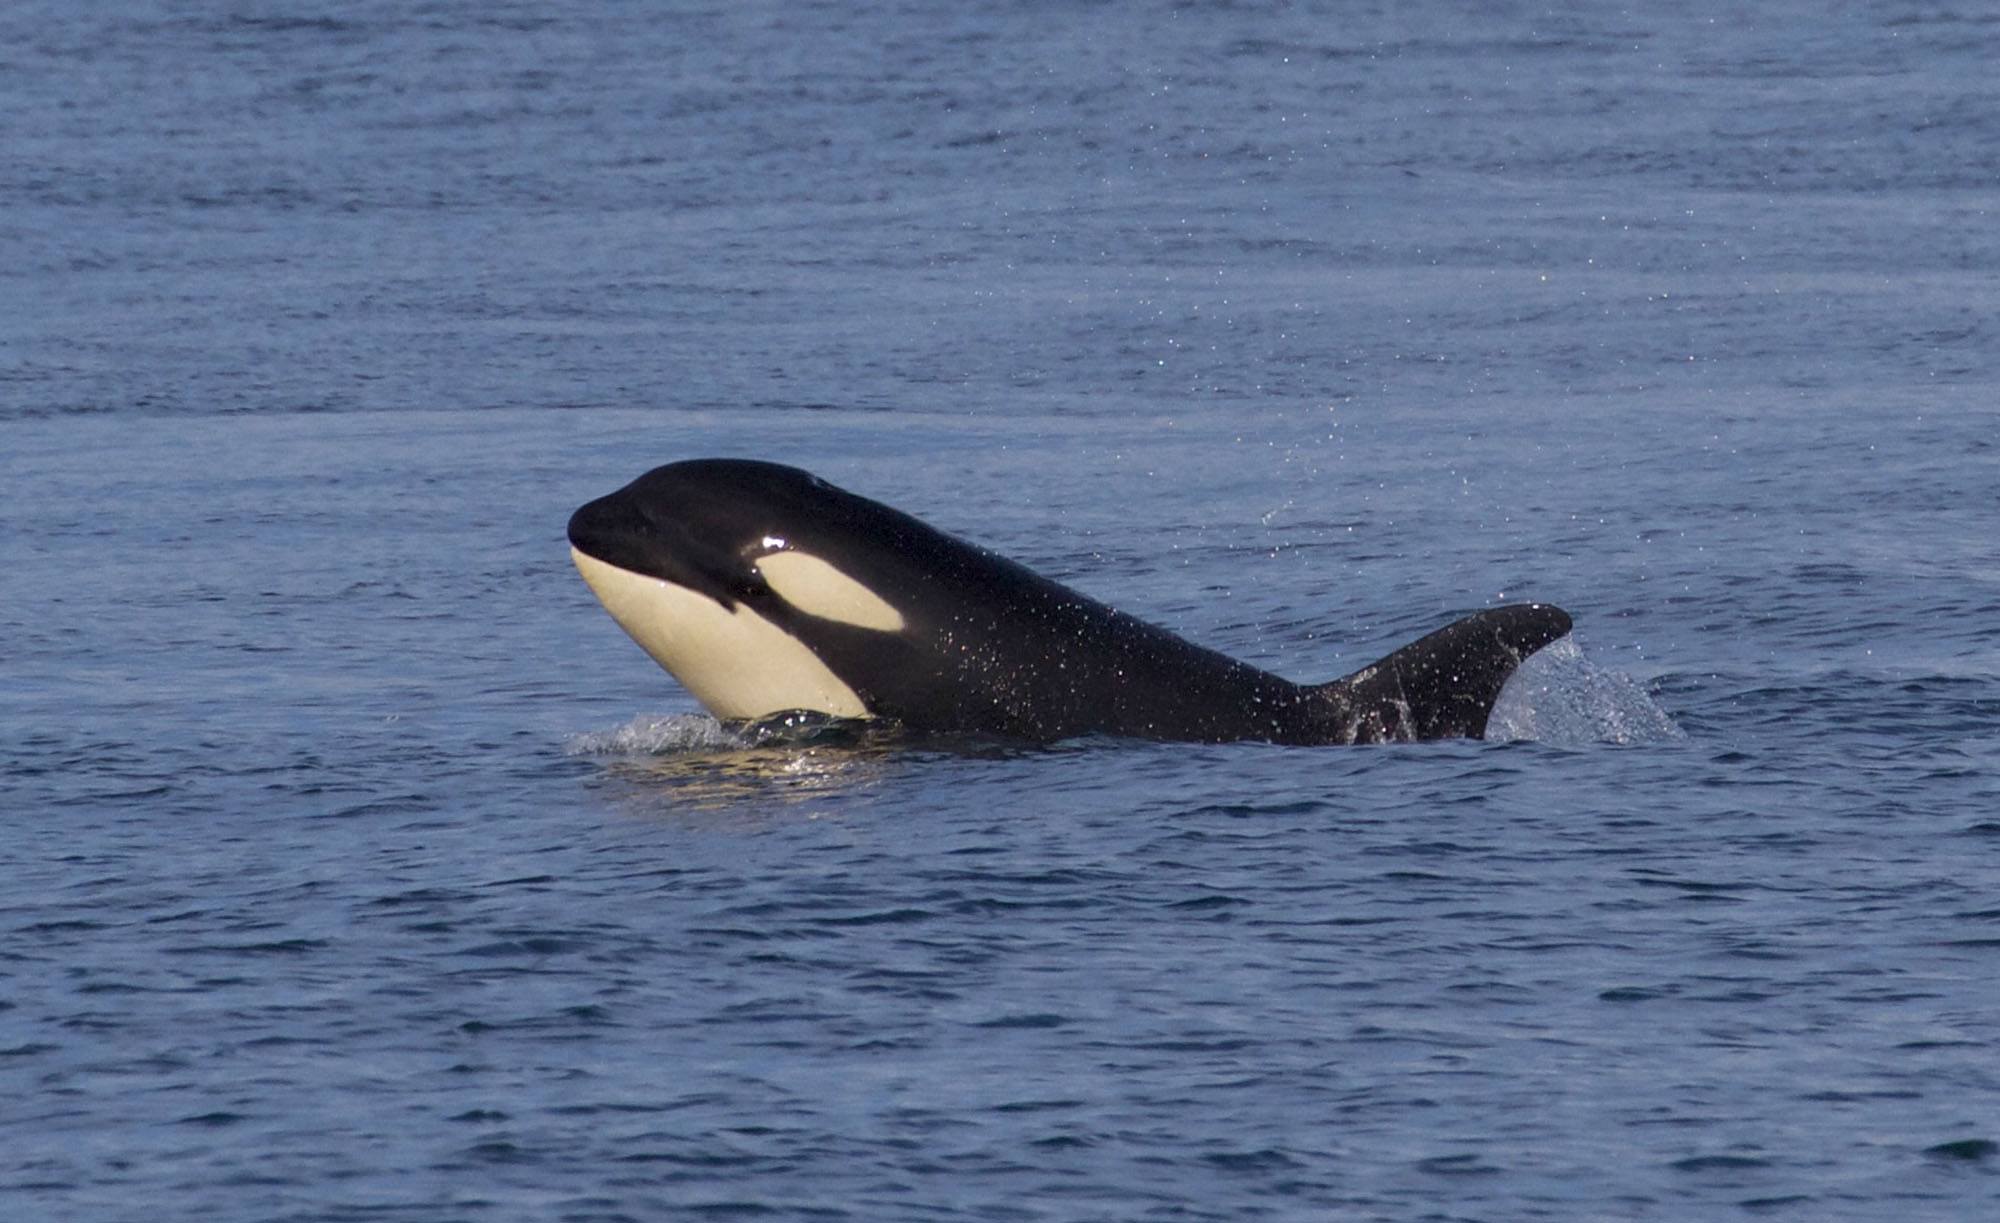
[{"left": 571, "top": 548, "right": 871, "bottom": 721}]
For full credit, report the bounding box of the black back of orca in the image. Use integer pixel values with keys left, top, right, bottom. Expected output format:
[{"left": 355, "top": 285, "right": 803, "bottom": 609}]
[{"left": 567, "top": 459, "right": 1571, "bottom": 745}]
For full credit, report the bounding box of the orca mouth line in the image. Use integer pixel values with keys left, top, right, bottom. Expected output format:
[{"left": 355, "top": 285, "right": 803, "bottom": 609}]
[
  {"left": 567, "top": 492, "right": 664, "bottom": 575},
  {"left": 568, "top": 491, "right": 755, "bottom": 610}
]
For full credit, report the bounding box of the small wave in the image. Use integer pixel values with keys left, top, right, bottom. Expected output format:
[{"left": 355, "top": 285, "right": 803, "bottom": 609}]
[
  {"left": 1487, "top": 637, "right": 1685, "bottom": 746},
  {"left": 565, "top": 710, "right": 884, "bottom": 758},
  {"left": 565, "top": 713, "right": 745, "bottom": 757}
]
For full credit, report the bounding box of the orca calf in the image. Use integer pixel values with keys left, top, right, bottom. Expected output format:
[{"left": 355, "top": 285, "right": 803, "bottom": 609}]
[{"left": 568, "top": 459, "right": 1571, "bottom": 745}]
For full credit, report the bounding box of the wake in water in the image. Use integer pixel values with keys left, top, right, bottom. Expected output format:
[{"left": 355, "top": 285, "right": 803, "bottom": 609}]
[
  {"left": 565, "top": 712, "right": 744, "bottom": 756},
  {"left": 1486, "top": 637, "right": 1684, "bottom": 746},
  {"left": 564, "top": 712, "right": 898, "bottom": 809},
  {"left": 565, "top": 710, "right": 874, "bottom": 757}
]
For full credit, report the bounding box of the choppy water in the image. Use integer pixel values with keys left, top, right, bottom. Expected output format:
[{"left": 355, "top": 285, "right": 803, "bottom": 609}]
[{"left": 5, "top": 2, "right": 1999, "bottom": 1219}]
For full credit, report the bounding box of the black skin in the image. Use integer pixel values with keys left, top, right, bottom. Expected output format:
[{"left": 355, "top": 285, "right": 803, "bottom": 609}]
[{"left": 569, "top": 460, "right": 1572, "bottom": 745}]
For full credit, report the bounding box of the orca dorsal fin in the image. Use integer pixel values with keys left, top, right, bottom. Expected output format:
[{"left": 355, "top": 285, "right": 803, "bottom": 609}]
[{"left": 1312, "top": 604, "right": 1572, "bottom": 743}]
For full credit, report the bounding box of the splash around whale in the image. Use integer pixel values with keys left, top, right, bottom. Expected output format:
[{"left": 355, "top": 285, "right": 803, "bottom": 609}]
[{"left": 567, "top": 459, "right": 1572, "bottom": 746}]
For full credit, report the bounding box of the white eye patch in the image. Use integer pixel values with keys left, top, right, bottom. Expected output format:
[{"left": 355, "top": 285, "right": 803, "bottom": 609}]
[{"left": 754, "top": 551, "right": 906, "bottom": 632}]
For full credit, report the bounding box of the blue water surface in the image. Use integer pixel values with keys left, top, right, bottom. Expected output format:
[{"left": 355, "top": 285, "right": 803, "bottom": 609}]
[{"left": 4, "top": 3, "right": 1998, "bottom": 1220}]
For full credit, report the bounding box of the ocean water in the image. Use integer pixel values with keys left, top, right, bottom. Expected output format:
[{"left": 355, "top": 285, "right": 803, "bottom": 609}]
[{"left": 4, "top": 2, "right": 1999, "bottom": 1219}]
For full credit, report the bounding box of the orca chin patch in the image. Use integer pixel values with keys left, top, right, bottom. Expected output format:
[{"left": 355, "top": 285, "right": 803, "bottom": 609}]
[
  {"left": 753, "top": 550, "right": 906, "bottom": 631},
  {"left": 570, "top": 547, "right": 871, "bottom": 721}
]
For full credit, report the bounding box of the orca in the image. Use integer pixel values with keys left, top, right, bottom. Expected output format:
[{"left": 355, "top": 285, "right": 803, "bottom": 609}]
[{"left": 567, "top": 459, "right": 1571, "bottom": 745}]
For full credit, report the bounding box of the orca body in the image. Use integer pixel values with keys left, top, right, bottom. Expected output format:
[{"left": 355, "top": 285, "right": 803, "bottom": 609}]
[{"left": 567, "top": 460, "right": 1572, "bottom": 745}]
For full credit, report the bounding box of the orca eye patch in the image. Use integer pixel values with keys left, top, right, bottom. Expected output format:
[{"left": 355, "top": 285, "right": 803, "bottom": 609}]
[{"left": 753, "top": 550, "right": 906, "bottom": 632}]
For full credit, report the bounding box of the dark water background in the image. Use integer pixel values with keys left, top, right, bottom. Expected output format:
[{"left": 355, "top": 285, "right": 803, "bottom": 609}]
[{"left": 4, "top": 2, "right": 1998, "bottom": 1219}]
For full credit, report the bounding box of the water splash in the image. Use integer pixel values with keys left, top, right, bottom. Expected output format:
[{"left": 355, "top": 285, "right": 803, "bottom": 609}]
[
  {"left": 565, "top": 713, "right": 745, "bottom": 756},
  {"left": 1486, "top": 637, "right": 1685, "bottom": 746},
  {"left": 565, "top": 710, "right": 883, "bottom": 758},
  {"left": 565, "top": 712, "right": 896, "bottom": 811}
]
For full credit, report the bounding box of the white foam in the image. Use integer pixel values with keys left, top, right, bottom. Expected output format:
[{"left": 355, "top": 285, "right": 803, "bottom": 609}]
[
  {"left": 1486, "top": 637, "right": 1685, "bottom": 746},
  {"left": 564, "top": 713, "right": 744, "bottom": 757},
  {"left": 564, "top": 710, "right": 878, "bottom": 760}
]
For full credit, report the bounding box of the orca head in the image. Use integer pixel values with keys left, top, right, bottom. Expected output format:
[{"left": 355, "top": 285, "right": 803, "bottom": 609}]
[{"left": 567, "top": 460, "right": 909, "bottom": 722}]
